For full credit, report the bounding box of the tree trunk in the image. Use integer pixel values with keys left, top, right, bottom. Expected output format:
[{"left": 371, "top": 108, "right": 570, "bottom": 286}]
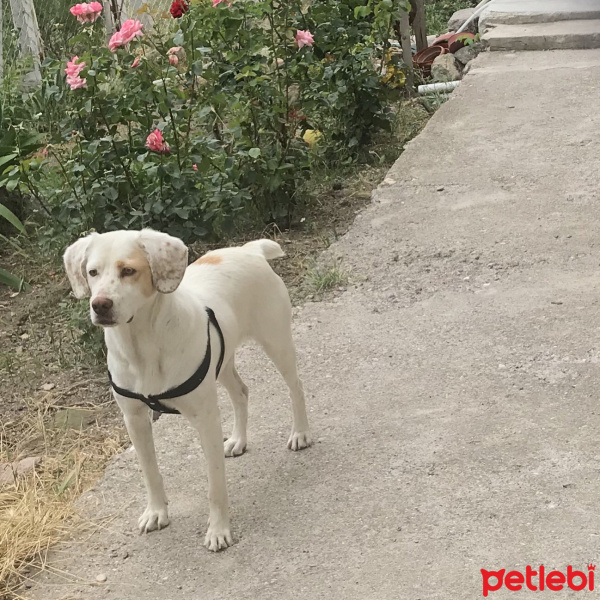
[
  {"left": 399, "top": 9, "right": 414, "bottom": 93},
  {"left": 9, "top": 0, "right": 42, "bottom": 87},
  {"left": 0, "top": 0, "right": 4, "bottom": 83},
  {"left": 411, "top": 0, "right": 428, "bottom": 53}
]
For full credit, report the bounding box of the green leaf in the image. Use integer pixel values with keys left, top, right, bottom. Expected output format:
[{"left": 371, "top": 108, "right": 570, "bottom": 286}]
[
  {"left": 248, "top": 147, "right": 261, "bottom": 158},
  {"left": 192, "top": 61, "right": 203, "bottom": 76},
  {"left": 0, "top": 154, "right": 18, "bottom": 169},
  {"left": 354, "top": 5, "right": 371, "bottom": 19},
  {"left": 0, "top": 203, "right": 26, "bottom": 233},
  {"left": 6, "top": 179, "right": 19, "bottom": 192},
  {"left": 0, "top": 268, "right": 31, "bottom": 291}
]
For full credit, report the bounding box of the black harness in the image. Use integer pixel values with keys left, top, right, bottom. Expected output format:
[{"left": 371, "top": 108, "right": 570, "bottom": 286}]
[{"left": 108, "top": 307, "right": 225, "bottom": 415}]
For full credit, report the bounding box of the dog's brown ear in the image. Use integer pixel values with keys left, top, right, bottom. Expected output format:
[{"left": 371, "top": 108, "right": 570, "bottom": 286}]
[
  {"left": 63, "top": 233, "right": 98, "bottom": 299},
  {"left": 138, "top": 229, "right": 188, "bottom": 293}
]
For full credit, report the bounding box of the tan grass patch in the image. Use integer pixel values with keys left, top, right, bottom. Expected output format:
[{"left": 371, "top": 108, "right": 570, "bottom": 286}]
[{"left": 0, "top": 390, "right": 128, "bottom": 599}]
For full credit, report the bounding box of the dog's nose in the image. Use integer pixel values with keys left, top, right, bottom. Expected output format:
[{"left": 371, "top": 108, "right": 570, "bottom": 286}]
[{"left": 92, "top": 297, "right": 114, "bottom": 316}]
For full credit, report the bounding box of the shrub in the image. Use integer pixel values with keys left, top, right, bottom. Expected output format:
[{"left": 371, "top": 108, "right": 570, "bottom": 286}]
[{"left": 10, "top": 0, "right": 406, "bottom": 244}]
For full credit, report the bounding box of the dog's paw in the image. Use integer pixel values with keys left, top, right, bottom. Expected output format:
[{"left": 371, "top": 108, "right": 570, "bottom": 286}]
[
  {"left": 204, "top": 523, "right": 233, "bottom": 552},
  {"left": 224, "top": 436, "right": 247, "bottom": 458},
  {"left": 287, "top": 431, "right": 312, "bottom": 451},
  {"left": 138, "top": 504, "right": 169, "bottom": 533}
]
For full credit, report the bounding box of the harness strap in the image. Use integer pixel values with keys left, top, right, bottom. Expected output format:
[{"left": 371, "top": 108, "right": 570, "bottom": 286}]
[{"left": 108, "top": 307, "right": 225, "bottom": 415}]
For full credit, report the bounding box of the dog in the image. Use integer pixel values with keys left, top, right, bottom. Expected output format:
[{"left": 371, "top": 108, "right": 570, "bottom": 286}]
[{"left": 63, "top": 229, "right": 311, "bottom": 551}]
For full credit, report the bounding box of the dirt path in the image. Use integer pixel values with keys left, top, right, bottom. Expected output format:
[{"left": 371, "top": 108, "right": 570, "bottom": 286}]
[{"left": 29, "top": 49, "right": 600, "bottom": 599}]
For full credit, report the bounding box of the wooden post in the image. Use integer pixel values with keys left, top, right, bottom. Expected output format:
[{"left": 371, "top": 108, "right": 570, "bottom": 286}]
[
  {"left": 411, "top": 0, "right": 427, "bottom": 52},
  {"left": 398, "top": 7, "right": 414, "bottom": 93}
]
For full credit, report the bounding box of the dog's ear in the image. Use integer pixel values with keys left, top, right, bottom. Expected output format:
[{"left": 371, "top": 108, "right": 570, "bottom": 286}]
[
  {"left": 138, "top": 229, "right": 188, "bottom": 293},
  {"left": 63, "top": 233, "right": 98, "bottom": 299}
]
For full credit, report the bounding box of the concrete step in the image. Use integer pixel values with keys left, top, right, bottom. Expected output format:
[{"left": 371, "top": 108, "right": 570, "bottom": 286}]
[
  {"left": 480, "top": 0, "right": 600, "bottom": 29},
  {"left": 482, "top": 20, "right": 600, "bottom": 51}
]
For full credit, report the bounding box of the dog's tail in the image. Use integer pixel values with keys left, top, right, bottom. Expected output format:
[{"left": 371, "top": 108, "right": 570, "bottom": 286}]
[{"left": 242, "top": 239, "right": 285, "bottom": 261}]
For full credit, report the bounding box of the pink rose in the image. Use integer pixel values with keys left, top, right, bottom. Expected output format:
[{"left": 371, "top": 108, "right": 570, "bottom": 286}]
[
  {"left": 65, "top": 56, "right": 85, "bottom": 78},
  {"left": 119, "top": 19, "right": 144, "bottom": 44},
  {"left": 65, "top": 57, "right": 87, "bottom": 88},
  {"left": 69, "top": 2, "right": 102, "bottom": 23},
  {"left": 192, "top": 164, "right": 198, "bottom": 171},
  {"left": 67, "top": 75, "right": 87, "bottom": 90},
  {"left": 131, "top": 56, "right": 141, "bottom": 68},
  {"left": 295, "top": 29, "right": 314, "bottom": 49},
  {"left": 167, "top": 46, "right": 183, "bottom": 67},
  {"left": 145, "top": 129, "right": 170, "bottom": 154},
  {"left": 108, "top": 31, "right": 123, "bottom": 52},
  {"left": 212, "top": 0, "right": 232, "bottom": 7},
  {"left": 109, "top": 19, "right": 143, "bottom": 52}
]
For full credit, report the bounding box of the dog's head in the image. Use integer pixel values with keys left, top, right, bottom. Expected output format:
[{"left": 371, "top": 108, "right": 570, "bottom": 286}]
[{"left": 63, "top": 229, "right": 188, "bottom": 327}]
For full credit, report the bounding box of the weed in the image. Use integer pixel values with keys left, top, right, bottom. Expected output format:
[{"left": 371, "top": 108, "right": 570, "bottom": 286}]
[
  {"left": 305, "top": 260, "right": 349, "bottom": 296},
  {"left": 425, "top": 0, "right": 480, "bottom": 35}
]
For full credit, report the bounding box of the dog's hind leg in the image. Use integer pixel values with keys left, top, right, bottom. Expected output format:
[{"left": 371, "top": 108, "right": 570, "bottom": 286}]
[
  {"left": 258, "top": 327, "right": 311, "bottom": 451},
  {"left": 219, "top": 358, "right": 249, "bottom": 457}
]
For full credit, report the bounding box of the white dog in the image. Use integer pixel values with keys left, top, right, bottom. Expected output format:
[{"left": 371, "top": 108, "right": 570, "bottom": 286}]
[{"left": 63, "top": 229, "right": 311, "bottom": 551}]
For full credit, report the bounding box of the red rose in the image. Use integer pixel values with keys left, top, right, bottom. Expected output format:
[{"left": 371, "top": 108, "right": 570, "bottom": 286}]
[{"left": 169, "top": 0, "right": 188, "bottom": 18}]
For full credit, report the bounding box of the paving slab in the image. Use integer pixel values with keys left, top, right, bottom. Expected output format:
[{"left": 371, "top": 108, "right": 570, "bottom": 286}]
[
  {"left": 483, "top": 20, "right": 600, "bottom": 51},
  {"left": 28, "top": 49, "right": 600, "bottom": 600},
  {"left": 480, "top": 0, "right": 600, "bottom": 29}
]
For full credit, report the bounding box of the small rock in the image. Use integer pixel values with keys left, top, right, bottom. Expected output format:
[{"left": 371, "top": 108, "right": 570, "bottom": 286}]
[
  {"left": 96, "top": 574, "right": 107, "bottom": 583},
  {"left": 431, "top": 54, "right": 461, "bottom": 83},
  {"left": 0, "top": 457, "right": 42, "bottom": 485},
  {"left": 16, "top": 456, "right": 41, "bottom": 476},
  {"left": 437, "top": 186, "right": 445, "bottom": 192},
  {"left": 453, "top": 44, "right": 482, "bottom": 67},
  {"left": 41, "top": 383, "right": 56, "bottom": 391},
  {"left": 448, "top": 7, "right": 478, "bottom": 34},
  {"left": 15, "top": 346, "right": 23, "bottom": 355},
  {"left": 20, "top": 333, "right": 30, "bottom": 340},
  {"left": 52, "top": 408, "right": 96, "bottom": 430}
]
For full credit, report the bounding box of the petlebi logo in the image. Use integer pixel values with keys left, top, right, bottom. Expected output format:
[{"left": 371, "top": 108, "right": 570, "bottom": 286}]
[{"left": 481, "top": 564, "right": 595, "bottom": 596}]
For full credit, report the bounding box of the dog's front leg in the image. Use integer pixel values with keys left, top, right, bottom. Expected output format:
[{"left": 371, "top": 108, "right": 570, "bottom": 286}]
[
  {"left": 179, "top": 387, "right": 232, "bottom": 551},
  {"left": 116, "top": 395, "right": 169, "bottom": 533}
]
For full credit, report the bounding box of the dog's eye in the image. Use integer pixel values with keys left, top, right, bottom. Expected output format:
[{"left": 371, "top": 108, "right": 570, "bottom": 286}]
[
  {"left": 88, "top": 269, "right": 98, "bottom": 277},
  {"left": 121, "top": 267, "right": 136, "bottom": 277}
]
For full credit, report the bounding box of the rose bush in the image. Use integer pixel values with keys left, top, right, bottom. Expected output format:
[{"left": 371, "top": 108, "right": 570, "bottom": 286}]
[{"left": 7, "top": 0, "right": 406, "bottom": 244}]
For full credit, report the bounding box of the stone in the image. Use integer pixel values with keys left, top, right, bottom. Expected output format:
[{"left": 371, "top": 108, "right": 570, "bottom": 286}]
[
  {"left": 52, "top": 408, "right": 97, "bottom": 430},
  {"left": 41, "top": 383, "right": 56, "bottom": 391},
  {"left": 448, "top": 8, "right": 479, "bottom": 34},
  {"left": 95, "top": 574, "right": 107, "bottom": 583},
  {"left": 453, "top": 43, "right": 483, "bottom": 66},
  {"left": 431, "top": 54, "right": 461, "bottom": 83},
  {"left": 0, "top": 456, "right": 42, "bottom": 485}
]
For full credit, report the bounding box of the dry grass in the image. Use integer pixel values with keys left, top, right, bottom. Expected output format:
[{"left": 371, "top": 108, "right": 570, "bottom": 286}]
[{"left": 0, "top": 390, "right": 128, "bottom": 599}]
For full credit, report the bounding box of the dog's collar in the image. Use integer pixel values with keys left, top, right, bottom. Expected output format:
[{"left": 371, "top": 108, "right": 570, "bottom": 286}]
[{"left": 108, "top": 307, "right": 225, "bottom": 415}]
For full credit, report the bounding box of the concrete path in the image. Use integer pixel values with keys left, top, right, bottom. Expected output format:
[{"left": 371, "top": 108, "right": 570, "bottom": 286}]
[
  {"left": 482, "top": 0, "right": 600, "bottom": 50},
  {"left": 31, "top": 49, "right": 600, "bottom": 599}
]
